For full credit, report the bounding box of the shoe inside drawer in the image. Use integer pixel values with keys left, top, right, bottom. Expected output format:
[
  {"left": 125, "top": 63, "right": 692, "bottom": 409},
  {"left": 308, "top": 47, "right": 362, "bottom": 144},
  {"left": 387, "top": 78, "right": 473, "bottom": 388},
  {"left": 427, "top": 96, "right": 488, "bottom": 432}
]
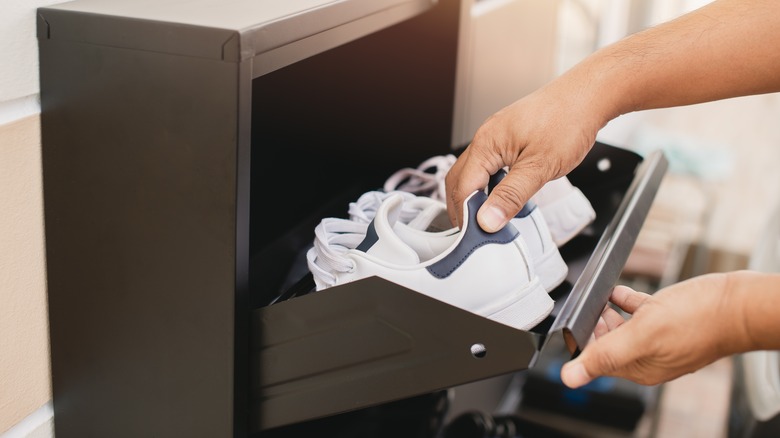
[{"left": 248, "top": 141, "right": 668, "bottom": 433}]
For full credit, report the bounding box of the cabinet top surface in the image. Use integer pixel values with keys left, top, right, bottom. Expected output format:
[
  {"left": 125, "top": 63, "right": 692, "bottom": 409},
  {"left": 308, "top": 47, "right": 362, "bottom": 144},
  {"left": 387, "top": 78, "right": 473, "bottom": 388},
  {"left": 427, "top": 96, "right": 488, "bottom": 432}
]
[
  {"left": 41, "top": 0, "right": 422, "bottom": 32},
  {"left": 39, "top": 0, "right": 436, "bottom": 62}
]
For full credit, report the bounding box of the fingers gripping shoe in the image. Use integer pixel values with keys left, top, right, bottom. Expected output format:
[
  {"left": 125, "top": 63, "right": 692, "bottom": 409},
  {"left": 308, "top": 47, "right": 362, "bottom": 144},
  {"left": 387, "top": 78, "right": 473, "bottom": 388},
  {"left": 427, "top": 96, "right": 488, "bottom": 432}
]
[
  {"left": 307, "top": 190, "right": 553, "bottom": 331},
  {"left": 384, "top": 154, "right": 596, "bottom": 246}
]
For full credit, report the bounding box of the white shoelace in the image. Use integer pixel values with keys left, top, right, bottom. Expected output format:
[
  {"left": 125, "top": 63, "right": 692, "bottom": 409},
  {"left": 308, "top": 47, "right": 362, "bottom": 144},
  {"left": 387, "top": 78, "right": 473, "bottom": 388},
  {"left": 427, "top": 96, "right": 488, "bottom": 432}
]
[
  {"left": 308, "top": 191, "right": 421, "bottom": 288},
  {"left": 309, "top": 190, "right": 441, "bottom": 289},
  {"left": 306, "top": 218, "right": 366, "bottom": 289},
  {"left": 383, "top": 154, "right": 456, "bottom": 201},
  {"left": 347, "top": 191, "right": 396, "bottom": 223}
]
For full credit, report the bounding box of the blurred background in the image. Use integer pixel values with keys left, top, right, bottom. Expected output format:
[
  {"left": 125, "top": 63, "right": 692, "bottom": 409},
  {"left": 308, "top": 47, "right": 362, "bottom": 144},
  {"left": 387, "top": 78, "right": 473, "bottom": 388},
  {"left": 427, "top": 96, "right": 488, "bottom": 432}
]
[
  {"left": 453, "top": 0, "right": 780, "bottom": 436},
  {"left": 3, "top": 0, "right": 780, "bottom": 436}
]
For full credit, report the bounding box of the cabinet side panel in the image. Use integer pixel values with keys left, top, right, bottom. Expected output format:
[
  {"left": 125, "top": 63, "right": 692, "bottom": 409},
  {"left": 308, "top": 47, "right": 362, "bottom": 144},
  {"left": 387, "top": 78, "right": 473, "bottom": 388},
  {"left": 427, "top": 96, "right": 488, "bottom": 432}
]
[{"left": 39, "top": 39, "right": 241, "bottom": 437}]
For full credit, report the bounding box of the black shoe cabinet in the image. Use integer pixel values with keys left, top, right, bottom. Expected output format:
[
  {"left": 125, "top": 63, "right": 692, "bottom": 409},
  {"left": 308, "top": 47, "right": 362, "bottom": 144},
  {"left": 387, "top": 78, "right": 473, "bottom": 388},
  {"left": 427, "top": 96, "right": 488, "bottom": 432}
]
[{"left": 37, "top": 1, "right": 667, "bottom": 437}]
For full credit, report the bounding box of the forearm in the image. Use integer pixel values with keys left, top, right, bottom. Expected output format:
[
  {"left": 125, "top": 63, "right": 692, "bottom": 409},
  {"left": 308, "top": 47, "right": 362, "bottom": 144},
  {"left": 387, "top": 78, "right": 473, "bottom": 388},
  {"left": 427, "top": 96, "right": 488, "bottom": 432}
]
[
  {"left": 564, "top": 0, "right": 780, "bottom": 126},
  {"left": 727, "top": 270, "right": 780, "bottom": 352}
]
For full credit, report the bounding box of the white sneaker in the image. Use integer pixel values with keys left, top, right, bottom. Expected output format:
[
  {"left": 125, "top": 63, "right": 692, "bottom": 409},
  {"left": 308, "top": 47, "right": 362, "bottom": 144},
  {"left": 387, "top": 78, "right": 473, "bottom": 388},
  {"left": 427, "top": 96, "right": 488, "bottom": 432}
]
[
  {"left": 529, "top": 176, "right": 596, "bottom": 247},
  {"left": 349, "top": 189, "right": 567, "bottom": 292},
  {"left": 383, "top": 153, "right": 596, "bottom": 246},
  {"left": 307, "top": 190, "right": 553, "bottom": 331}
]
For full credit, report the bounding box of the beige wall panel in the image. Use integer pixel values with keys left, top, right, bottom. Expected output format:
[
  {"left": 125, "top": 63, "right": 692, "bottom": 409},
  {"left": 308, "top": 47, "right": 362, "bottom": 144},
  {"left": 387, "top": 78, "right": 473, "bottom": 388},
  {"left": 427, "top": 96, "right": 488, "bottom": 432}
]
[
  {"left": 453, "top": 0, "right": 560, "bottom": 147},
  {"left": 0, "top": 114, "right": 51, "bottom": 434}
]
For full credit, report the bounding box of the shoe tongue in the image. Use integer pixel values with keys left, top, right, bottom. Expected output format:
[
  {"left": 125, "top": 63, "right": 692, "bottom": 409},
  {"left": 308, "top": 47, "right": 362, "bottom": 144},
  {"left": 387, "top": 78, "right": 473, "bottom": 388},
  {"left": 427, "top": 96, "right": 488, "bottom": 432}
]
[
  {"left": 359, "top": 193, "right": 421, "bottom": 265},
  {"left": 406, "top": 203, "right": 448, "bottom": 231},
  {"left": 404, "top": 195, "right": 455, "bottom": 232}
]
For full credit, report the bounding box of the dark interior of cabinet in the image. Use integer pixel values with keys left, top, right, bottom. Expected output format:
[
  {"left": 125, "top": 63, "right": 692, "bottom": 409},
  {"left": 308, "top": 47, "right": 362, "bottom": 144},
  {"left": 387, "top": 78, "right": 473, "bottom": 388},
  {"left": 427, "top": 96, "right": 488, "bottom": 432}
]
[{"left": 248, "top": 4, "right": 462, "bottom": 309}]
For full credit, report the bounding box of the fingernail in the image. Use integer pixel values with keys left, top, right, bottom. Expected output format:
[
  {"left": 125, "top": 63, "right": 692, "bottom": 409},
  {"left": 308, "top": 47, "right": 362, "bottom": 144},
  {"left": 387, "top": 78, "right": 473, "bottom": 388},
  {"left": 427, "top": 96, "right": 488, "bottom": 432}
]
[
  {"left": 478, "top": 204, "right": 507, "bottom": 233},
  {"left": 561, "top": 362, "right": 592, "bottom": 389}
]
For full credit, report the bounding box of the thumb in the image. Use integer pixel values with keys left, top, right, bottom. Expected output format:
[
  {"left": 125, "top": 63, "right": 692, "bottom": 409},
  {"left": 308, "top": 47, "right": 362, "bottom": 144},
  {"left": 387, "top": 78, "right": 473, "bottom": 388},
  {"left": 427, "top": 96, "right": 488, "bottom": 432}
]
[
  {"left": 478, "top": 167, "right": 545, "bottom": 233},
  {"left": 560, "top": 324, "right": 639, "bottom": 388},
  {"left": 560, "top": 357, "right": 594, "bottom": 389}
]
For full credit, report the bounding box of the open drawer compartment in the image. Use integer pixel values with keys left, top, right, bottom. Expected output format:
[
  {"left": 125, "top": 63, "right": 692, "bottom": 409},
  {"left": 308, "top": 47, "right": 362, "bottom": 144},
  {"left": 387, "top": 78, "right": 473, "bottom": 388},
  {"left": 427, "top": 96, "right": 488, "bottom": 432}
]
[
  {"left": 249, "top": 142, "right": 668, "bottom": 432},
  {"left": 37, "top": 0, "right": 667, "bottom": 434}
]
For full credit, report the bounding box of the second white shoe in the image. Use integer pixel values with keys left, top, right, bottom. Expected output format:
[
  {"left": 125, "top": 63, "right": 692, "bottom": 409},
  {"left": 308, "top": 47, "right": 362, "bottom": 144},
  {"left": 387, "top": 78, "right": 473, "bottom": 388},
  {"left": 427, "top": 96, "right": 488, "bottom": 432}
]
[
  {"left": 530, "top": 176, "right": 596, "bottom": 247},
  {"left": 307, "top": 190, "right": 553, "bottom": 331}
]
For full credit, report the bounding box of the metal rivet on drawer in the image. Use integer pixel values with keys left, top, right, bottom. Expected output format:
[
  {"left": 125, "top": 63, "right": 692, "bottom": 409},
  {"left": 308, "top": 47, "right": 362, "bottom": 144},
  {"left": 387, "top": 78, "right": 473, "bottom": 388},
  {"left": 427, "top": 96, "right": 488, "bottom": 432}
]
[{"left": 470, "top": 343, "right": 487, "bottom": 359}]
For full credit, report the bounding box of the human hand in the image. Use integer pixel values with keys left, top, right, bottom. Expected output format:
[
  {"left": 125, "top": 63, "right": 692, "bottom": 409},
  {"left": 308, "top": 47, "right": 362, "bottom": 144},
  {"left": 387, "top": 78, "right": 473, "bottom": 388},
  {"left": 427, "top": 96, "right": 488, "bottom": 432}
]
[
  {"left": 560, "top": 273, "right": 744, "bottom": 388},
  {"left": 445, "top": 0, "right": 780, "bottom": 232},
  {"left": 444, "top": 75, "right": 610, "bottom": 231}
]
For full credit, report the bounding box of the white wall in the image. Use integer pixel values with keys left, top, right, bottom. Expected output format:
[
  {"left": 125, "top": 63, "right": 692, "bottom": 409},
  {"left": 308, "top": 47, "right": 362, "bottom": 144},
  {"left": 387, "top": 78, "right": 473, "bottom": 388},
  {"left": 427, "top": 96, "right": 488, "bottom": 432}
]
[
  {"left": 0, "top": 0, "right": 65, "bottom": 436},
  {"left": 452, "top": 0, "right": 561, "bottom": 147}
]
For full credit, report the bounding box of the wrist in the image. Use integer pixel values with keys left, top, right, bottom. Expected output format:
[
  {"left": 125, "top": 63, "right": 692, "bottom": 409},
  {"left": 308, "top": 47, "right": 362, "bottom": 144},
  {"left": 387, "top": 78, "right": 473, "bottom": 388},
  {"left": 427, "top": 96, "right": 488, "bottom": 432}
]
[
  {"left": 723, "top": 270, "right": 780, "bottom": 353},
  {"left": 565, "top": 46, "right": 640, "bottom": 132}
]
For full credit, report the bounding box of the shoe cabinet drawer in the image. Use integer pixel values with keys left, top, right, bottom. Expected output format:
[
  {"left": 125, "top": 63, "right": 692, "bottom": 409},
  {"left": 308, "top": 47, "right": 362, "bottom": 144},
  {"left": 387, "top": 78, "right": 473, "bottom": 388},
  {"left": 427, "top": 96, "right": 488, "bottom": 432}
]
[{"left": 249, "top": 142, "right": 668, "bottom": 432}]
